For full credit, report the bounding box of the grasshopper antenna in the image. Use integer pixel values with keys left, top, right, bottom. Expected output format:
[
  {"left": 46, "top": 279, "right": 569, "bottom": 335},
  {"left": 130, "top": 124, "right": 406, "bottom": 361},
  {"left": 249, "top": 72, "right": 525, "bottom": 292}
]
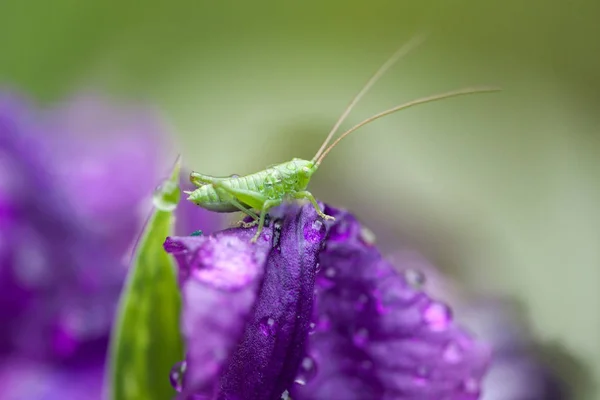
[
  {"left": 311, "top": 33, "right": 428, "bottom": 163},
  {"left": 315, "top": 86, "right": 501, "bottom": 166}
]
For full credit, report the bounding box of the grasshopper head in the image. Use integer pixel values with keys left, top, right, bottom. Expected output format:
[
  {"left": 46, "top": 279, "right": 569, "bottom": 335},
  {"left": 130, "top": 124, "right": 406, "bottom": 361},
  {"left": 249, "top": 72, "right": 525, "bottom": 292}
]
[{"left": 292, "top": 158, "right": 318, "bottom": 190}]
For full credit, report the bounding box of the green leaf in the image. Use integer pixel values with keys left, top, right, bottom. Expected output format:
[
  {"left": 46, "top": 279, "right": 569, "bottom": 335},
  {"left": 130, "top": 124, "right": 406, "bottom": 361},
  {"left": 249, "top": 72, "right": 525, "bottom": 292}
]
[{"left": 106, "top": 158, "right": 184, "bottom": 400}]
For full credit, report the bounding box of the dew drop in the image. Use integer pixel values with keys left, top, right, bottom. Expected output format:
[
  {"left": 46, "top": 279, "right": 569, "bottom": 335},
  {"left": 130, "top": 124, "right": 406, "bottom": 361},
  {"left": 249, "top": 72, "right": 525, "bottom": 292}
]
[
  {"left": 153, "top": 179, "right": 180, "bottom": 211},
  {"left": 259, "top": 316, "right": 278, "bottom": 336},
  {"left": 190, "top": 230, "right": 203, "bottom": 237},
  {"left": 442, "top": 341, "right": 463, "bottom": 363},
  {"left": 169, "top": 360, "right": 186, "bottom": 392},
  {"left": 324, "top": 267, "right": 336, "bottom": 278},
  {"left": 315, "top": 263, "right": 321, "bottom": 273},
  {"left": 294, "top": 356, "right": 317, "bottom": 385},
  {"left": 404, "top": 268, "right": 425, "bottom": 289},
  {"left": 462, "top": 377, "right": 480, "bottom": 394},
  {"left": 352, "top": 328, "right": 369, "bottom": 347},
  {"left": 359, "top": 226, "right": 376, "bottom": 246},
  {"left": 281, "top": 390, "right": 291, "bottom": 400},
  {"left": 423, "top": 301, "right": 452, "bottom": 331},
  {"left": 303, "top": 219, "right": 327, "bottom": 243},
  {"left": 374, "top": 276, "right": 419, "bottom": 309},
  {"left": 308, "top": 322, "right": 316, "bottom": 335}
]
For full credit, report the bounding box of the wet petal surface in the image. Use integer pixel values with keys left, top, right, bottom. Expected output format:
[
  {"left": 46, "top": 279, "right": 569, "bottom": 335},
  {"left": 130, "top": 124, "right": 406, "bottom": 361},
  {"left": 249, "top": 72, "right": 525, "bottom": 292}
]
[
  {"left": 166, "top": 204, "right": 326, "bottom": 400},
  {"left": 292, "top": 206, "right": 491, "bottom": 400}
]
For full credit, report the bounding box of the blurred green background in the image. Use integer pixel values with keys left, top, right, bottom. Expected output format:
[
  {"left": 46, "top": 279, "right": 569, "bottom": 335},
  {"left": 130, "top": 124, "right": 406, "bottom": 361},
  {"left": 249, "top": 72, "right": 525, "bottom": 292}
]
[{"left": 1, "top": 0, "right": 598, "bottom": 398}]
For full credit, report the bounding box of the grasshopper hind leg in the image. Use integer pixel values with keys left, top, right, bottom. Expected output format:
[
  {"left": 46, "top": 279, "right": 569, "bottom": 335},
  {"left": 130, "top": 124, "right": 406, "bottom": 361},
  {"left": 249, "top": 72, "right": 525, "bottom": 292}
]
[
  {"left": 225, "top": 198, "right": 261, "bottom": 228},
  {"left": 234, "top": 218, "right": 260, "bottom": 229},
  {"left": 190, "top": 171, "right": 215, "bottom": 187}
]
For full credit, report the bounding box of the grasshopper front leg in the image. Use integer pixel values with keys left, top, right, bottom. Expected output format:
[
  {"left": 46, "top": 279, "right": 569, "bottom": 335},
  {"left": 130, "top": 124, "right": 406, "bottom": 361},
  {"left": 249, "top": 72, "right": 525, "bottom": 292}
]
[
  {"left": 252, "top": 198, "right": 282, "bottom": 242},
  {"left": 293, "top": 191, "right": 335, "bottom": 221}
]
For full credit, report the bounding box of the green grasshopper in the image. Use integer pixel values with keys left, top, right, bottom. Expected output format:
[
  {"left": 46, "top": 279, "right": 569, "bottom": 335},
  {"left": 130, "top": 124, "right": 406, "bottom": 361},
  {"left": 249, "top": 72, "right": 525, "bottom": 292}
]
[{"left": 186, "top": 36, "right": 500, "bottom": 242}]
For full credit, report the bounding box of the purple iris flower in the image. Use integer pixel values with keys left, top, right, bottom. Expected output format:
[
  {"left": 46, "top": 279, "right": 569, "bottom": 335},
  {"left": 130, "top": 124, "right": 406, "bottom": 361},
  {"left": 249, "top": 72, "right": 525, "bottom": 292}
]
[
  {"left": 388, "top": 252, "right": 567, "bottom": 400},
  {"left": 164, "top": 203, "right": 491, "bottom": 400},
  {"left": 462, "top": 299, "right": 566, "bottom": 400},
  {"left": 0, "top": 91, "right": 221, "bottom": 399}
]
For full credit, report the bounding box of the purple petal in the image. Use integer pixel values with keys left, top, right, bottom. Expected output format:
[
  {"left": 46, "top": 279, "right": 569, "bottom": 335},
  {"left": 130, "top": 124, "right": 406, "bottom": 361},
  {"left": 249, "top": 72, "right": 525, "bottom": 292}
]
[
  {"left": 166, "top": 232, "right": 269, "bottom": 398},
  {"left": 386, "top": 253, "right": 568, "bottom": 400},
  {"left": 38, "top": 93, "right": 174, "bottom": 255},
  {"left": 166, "top": 203, "right": 327, "bottom": 399},
  {"left": 0, "top": 357, "right": 104, "bottom": 400},
  {"left": 461, "top": 299, "right": 567, "bottom": 400},
  {"left": 0, "top": 90, "right": 220, "bottom": 368},
  {"left": 0, "top": 92, "right": 137, "bottom": 361},
  {"left": 291, "top": 206, "right": 491, "bottom": 400}
]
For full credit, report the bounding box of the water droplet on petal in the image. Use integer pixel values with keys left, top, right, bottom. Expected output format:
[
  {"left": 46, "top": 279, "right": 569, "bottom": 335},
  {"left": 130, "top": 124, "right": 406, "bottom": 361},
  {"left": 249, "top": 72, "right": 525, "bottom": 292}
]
[
  {"left": 303, "top": 219, "right": 327, "bottom": 243},
  {"left": 324, "top": 267, "right": 336, "bottom": 278},
  {"left": 315, "top": 263, "right": 321, "bottom": 273},
  {"left": 153, "top": 179, "right": 180, "bottom": 211},
  {"left": 423, "top": 301, "right": 452, "bottom": 331},
  {"left": 443, "top": 341, "right": 463, "bottom": 363},
  {"left": 352, "top": 328, "right": 369, "bottom": 347},
  {"left": 308, "top": 322, "right": 316, "bottom": 335},
  {"left": 359, "top": 226, "right": 376, "bottom": 245},
  {"left": 404, "top": 268, "right": 425, "bottom": 289},
  {"left": 259, "top": 316, "right": 278, "bottom": 336},
  {"left": 190, "top": 230, "right": 203, "bottom": 237},
  {"left": 294, "top": 356, "right": 317, "bottom": 385},
  {"left": 374, "top": 276, "right": 420, "bottom": 310},
  {"left": 462, "top": 377, "right": 480, "bottom": 394},
  {"left": 169, "top": 360, "right": 186, "bottom": 392}
]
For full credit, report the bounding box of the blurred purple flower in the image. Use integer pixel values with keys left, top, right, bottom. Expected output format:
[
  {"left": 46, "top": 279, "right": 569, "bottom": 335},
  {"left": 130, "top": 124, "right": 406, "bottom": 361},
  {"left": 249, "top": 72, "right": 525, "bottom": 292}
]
[
  {"left": 164, "top": 203, "right": 491, "bottom": 400},
  {"left": 0, "top": 91, "right": 222, "bottom": 399},
  {"left": 461, "top": 299, "right": 566, "bottom": 400},
  {"left": 387, "top": 251, "right": 567, "bottom": 400}
]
